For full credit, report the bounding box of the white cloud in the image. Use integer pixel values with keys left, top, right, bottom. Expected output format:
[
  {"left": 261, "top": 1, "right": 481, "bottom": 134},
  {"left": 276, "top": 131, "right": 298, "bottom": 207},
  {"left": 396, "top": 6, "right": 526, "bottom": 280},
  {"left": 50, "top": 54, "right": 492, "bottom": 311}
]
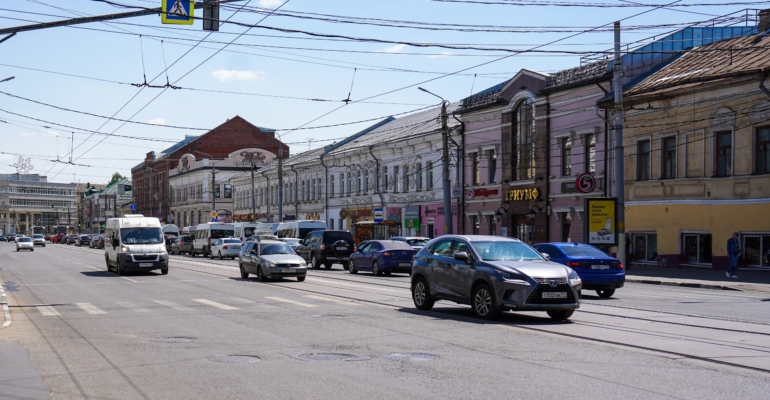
[
  {"left": 428, "top": 51, "right": 452, "bottom": 59},
  {"left": 258, "top": 0, "right": 283, "bottom": 8},
  {"left": 0, "top": 154, "right": 13, "bottom": 160},
  {"left": 381, "top": 44, "right": 406, "bottom": 54},
  {"left": 212, "top": 69, "right": 265, "bottom": 83},
  {"left": 148, "top": 118, "right": 166, "bottom": 125},
  {"left": 19, "top": 132, "right": 36, "bottom": 138}
]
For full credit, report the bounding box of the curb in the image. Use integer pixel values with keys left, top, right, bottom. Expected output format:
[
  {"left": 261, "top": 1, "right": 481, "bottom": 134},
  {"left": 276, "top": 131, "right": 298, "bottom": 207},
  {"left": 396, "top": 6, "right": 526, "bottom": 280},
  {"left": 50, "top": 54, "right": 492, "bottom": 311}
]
[
  {"left": 626, "top": 278, "right": 742, "bottom": 291},
  {"left": 0, "top": 280, "right": 11, "bottom": 328}
]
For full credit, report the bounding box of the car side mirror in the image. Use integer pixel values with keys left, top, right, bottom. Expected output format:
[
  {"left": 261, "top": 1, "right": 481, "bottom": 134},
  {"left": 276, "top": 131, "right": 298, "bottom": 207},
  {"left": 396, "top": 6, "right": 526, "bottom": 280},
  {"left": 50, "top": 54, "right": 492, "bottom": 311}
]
[
  {"left": 453, "top": 252, "right": 471, "bottom": 264},
  {"left": 542, "top": 253, "right": 551, "bottom": 261}
]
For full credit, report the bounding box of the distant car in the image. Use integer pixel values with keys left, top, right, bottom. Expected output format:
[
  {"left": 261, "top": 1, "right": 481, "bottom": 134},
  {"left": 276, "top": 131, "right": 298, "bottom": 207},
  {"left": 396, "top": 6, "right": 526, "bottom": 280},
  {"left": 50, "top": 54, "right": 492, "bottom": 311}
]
[
  {"left": 44, "top": 234, "right": 51, "bottom": 242},
  {"left": 97, "top": 235, "right": 106, "bottom": 249},
  {"left": 533, "top": 242, "right": 625, "bottom": 299},
  {"left": 411, "top": 235, "right": 581, "bottom": 321},
  {"left": 32, "top": 234, "right": 46, "bottom": 247},
  {"left": 171, "top": 236, "right": 194, "bottom": 255},
  {"left": 16, "top": 237, "right": 34, "bottom": 252},
  {"left": 7, "top": 234, "right": 16, "bottom": 242},
  {"left": 89, "top": 235, "right": 100, "bottom": 248},
  {"left": 279, "top": 238, "right": 301, "bottom": 251},
  {"left": 349, "top": 240, "right": 417, "bottom": 276},
  {"left": 210, "top": 238, "right": 242, "bottom": 259},
  {"left": 164, "top": 234, "right": 177, "bottom": 253},
  {"left": 295, "top": 230, "right": 354, "bottom": 270},
  {"left": 76, "top": 235, "right": 91, "bottom": 247},
  {"left": 0, "top": 235, "right": 6, "bottom": 242},
  {"left": 238, "top": 240, "right": 307, "bottom": 282},
  {"left": 391, "top": 236, "right": 431, "bottom": 250},
  {"left": 67, "top": 235, "right": 78, "bottom": 245},
  {"left": 14, "top": 235, "right": 26, "bottom": 243}
]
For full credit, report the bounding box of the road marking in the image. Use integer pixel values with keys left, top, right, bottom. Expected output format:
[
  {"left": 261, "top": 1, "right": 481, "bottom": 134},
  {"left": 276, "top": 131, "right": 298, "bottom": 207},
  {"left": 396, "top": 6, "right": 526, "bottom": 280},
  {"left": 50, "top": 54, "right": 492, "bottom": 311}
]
[
  {"left": 192, "top": 299, "right": 238, "bottom": 310},
  {"left": 36, "top": 305, "right": 60, "bottom": 316},
  {"left": 229, "top": 297, "right": 256, "bottom": 304},
  {"left": 303, "top": 294, "right": 360, "bottom": 306},
  {"left": 75, "top": 303, "right": 107, "bottom": 315},
  {"left": 84, "top": 265, "right": 101, "bottom": 271},
  {"left": 116, "top": 301, "right": 151, "bottom": 313},
  {"left": 265, "top": 296, "right": 318, "bottom": 308},
  {"left": 121, "top": 277, "right": 138, "bottom": 283},
  {"left": 153, "top": 300, "right": 195, "bottom": 311}
]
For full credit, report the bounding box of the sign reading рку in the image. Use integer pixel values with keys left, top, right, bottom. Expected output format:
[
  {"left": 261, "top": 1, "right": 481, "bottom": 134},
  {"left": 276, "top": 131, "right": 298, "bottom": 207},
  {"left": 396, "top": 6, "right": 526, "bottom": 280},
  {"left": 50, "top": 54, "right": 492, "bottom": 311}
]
[{"left": 584, "top": 198, "right": 616, "bottom": 245}]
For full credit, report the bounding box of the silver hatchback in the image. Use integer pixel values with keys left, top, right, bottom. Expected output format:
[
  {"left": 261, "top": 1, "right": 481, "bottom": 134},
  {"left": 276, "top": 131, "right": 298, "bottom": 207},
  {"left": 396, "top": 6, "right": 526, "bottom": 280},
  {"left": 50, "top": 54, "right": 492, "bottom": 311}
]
[{"left": 210, "top": 238, "right": 242, "bottom": 260}]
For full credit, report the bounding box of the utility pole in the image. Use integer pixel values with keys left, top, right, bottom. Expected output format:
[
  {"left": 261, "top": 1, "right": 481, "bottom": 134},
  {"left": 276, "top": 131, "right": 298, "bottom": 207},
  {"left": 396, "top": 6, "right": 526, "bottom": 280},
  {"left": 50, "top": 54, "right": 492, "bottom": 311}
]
[
  {"left": 211, "top": 168, "right": 217, "bottom": 220},
  {"left": 613, "top": 22, "right": 626, "bottom": 267},
  {"left": 418, "top": 87, "right": 453, "bottom": 235},
  {"left": 251, "top": 162, "right": 257, "bottom": 224},
  {"left": 278, "top": 147, "right": 284, "bottom": 223}
]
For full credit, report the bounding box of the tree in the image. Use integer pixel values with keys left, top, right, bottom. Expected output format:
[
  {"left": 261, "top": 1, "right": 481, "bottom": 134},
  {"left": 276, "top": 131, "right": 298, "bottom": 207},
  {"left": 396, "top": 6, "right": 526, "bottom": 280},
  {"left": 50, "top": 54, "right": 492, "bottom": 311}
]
[{"left": 108, "top": 172, "right": 125, "bottom": 185}]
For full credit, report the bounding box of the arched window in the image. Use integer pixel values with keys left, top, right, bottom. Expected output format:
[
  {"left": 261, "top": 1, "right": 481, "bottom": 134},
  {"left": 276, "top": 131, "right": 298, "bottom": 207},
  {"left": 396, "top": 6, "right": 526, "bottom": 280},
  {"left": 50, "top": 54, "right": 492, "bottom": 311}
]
[
  {"left": 184, "top": 211, "right": 188, "bottom": 226},
  {"left": 416, "top": 163, "right": 423, "bottom": 191},
  {"left": 514, "top": 98, "right": 536, "bottom": 180}
]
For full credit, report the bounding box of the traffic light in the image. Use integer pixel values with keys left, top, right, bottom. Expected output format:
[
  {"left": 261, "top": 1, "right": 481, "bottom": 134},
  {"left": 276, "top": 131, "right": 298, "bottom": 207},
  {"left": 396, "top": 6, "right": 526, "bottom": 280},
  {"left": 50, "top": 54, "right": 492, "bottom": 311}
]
[
  {"left": 78, "top": 224, "right": 81, "bottom": 227},
  {"left": 51, "top": 205, "right": 54, "bottom": 210}
]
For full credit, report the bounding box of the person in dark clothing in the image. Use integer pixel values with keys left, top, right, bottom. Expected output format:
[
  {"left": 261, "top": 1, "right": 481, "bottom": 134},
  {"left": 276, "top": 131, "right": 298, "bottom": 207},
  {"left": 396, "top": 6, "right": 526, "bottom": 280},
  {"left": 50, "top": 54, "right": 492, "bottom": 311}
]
[{"left": 726, "top": 232, "right": 740, "bottom": 279}]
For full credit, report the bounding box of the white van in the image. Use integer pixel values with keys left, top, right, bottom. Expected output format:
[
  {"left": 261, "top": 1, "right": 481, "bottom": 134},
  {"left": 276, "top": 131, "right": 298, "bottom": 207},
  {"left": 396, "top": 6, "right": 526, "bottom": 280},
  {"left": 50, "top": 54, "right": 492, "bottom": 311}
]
[
  {"left": 162, "top": 224, "right": 180, "bottom": 237},
  {"left": 275, "top": 220, "right": 326, "bottom": 240},
  {"left": 255, "top": 222, "right": 279, "bottom": 236},
  {"left": 234, "top": 222, "right": 258, "bottom": 242},
  {"left": 192, "top": 222, "right": 235, "bottom": 257},
  {"left": 181, "top": 226, "right": 197, "bottom": 236},
  {"left": 104, "top": 215, "right": 168, "bottom": 275}
]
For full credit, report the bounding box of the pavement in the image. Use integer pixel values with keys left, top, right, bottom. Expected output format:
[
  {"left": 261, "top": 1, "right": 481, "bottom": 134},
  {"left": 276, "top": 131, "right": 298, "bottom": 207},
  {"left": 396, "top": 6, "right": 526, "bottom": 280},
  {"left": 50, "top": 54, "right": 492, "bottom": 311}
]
[{"left": 627, "top": 265, "right": 770, "bottom": 293}]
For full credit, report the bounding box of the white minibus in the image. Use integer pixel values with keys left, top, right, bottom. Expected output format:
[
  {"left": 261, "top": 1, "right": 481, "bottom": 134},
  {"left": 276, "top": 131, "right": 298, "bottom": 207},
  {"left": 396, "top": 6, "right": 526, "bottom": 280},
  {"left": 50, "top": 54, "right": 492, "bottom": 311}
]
[
  {"left": 104, "top": 215, "right": 168, "bottom": 275},
  {"left": 193, "top": 222, "right": 235, "bottom": 257},
  {"left": 275, "top": 220, "right": 326, "bottom": 240},
  {"left": 234, "top": 222, "right": 258, "bottom": 242}
]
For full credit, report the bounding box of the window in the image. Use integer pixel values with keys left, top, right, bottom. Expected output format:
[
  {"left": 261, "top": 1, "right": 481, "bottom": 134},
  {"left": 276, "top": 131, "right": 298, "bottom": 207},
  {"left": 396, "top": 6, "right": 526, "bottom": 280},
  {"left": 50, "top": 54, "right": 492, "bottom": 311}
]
[
  {"left": 429, "top": 239, "right": 453, "bottom": 257},
  {"left": 382, "top": 166, "right": 388, "bottom": 192},
  {"left": 427, "top": 161, "right": 434, "bottom": 189},
  {"left": 584, "top": 133, "right": 596, "bottom": 173},
  {"left": 486, "top": 150, "right": 497, "bottom": 183},
  {"left": 560, "top": 138, "right": 572, "bottom": 177},
  {"left": 471, "top": 153, "right": 480, "bottom": 185},
  {"left": 404, "top": 165, "right": 409, "bottom": 192},
  {"left": 330, "top": 175, "right": 335, "bottom": 197},
  {"left": 631, "top": 233, "right": 658, "bottom": 262},
  {"left": 301, "top": 181, "right": 306, "bottom": 201},
  {"left": 662, "top": 136, "right": 677, "bottom": 179},
  {"left": 756, "top": 128, "right": 770, "bottom": 174},
  {"left": 637, "top": 140, "right": 651, "bottom": 181},
  {"left": 514, "top": 99, "right": 536, "bottom": 180},
  {"left": 224, "top": 184, "right": 232, "bottom": 198},
  {"left": 364, "top": 169, "right": 369, "bottom": 193},
  {"left": 214, "top": 183, "right": 221, "bottom": 199},
  {"left": 715, "top": 132, "right": 732, "bottom": 177},
  {"left": 682, "top": 233, "right": 712, "bottom": 265},
  {"left": 356, "top": 171, "right": 362, "bottom": 194},
  {"left": 312, "top": 179, "right": 317, "bottom": 200},
  {"left": 471, "top": 215, "right": 480, "bottom": 235},
  {"left": 743, "top": 233, "right": 770, "bottom": 267},
  {"left": 416, "top": 163, "right": 423, "bottom": 191},
  {"left": 347, "top": 172, "right": 351, "bottom": 196},
  {"left": 339, "top": 173, "right": 344, "bottom": 196},
  {"left": 318, "top": 179, "right": 322, "bottom": 199},
  {"left": 394, "top": 166, "right": 400, "bottom": 192}
]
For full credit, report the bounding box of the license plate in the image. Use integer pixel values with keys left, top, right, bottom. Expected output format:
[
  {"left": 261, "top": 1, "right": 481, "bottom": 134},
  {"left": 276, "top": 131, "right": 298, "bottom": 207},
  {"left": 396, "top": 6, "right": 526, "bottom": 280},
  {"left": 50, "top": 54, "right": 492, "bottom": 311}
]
[
  {"left": 591, "top": 265, "right": 610, "bottom": 270},
  {"left": 139, "top": 263, "right": 153, "bottom": 267},
  {"left": 542, "top": 292, "right": 567, "bottom": 299},
  {"left": 399, "top": 263, "right": 411, "bottom": 267},
  {"left": 282, "top": 268, "right": 293, "bottom": 273},
  {"left": 336, "top": 247, "right": 347, "bottom": 251}
]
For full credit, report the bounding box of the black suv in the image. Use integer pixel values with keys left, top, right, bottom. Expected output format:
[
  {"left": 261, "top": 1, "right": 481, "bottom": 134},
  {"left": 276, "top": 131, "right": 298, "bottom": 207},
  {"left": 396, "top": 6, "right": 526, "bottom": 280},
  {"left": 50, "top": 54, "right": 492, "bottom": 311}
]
[{"left": 296, "top": 230, "right": 354, "bottom": 269}]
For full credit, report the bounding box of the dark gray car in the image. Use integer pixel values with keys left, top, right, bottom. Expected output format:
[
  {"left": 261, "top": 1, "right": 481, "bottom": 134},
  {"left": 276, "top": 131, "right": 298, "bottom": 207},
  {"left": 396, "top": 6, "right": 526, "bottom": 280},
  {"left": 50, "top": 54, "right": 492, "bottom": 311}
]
[
  {"left": 239, "top": 241, "right": 307, "bottom": 282},
  {"left": 410, "top": 235, "right": 582, "bottom": 321}
]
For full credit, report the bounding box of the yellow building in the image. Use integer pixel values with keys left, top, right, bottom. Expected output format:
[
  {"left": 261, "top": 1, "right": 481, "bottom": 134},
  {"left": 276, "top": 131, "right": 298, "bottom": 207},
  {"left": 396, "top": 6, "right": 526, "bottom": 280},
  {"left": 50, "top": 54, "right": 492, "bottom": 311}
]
[{"left": 617, "top": 33, "right": 770, "bottom": 270}]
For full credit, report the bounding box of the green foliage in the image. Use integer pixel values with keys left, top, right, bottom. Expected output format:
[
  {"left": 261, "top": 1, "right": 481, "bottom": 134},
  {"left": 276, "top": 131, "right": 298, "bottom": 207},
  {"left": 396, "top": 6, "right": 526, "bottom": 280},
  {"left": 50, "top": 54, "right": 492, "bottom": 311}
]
[{"left": 108, "top": 172, "right": 125, "bottom": 185}]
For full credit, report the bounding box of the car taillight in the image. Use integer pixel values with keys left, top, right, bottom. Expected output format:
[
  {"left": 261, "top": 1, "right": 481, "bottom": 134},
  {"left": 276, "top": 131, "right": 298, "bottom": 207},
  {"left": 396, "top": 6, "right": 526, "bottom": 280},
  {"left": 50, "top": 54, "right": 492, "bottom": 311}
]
[
  {"left": 566, "top": 261, "right": 581, "bottom": 267},
  {"left": 383, "top": 251, "right": 391, "bottom": 257},
  {"left": 223, "top": 245, "right": 228, "bottom": 249},
  {"left": 320, "top": 244, "right": 325, "bottom": 251},
  {"left": 613, "top": 262, "right": 624, "bottom": 270}
]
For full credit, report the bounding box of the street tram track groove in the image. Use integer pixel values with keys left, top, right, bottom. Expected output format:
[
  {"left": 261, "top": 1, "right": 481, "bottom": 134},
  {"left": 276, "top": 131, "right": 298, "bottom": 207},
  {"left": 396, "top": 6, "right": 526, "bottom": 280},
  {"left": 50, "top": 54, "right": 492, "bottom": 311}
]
[{"left": 53, "top": 245, "right": 770, "bottom": 375}]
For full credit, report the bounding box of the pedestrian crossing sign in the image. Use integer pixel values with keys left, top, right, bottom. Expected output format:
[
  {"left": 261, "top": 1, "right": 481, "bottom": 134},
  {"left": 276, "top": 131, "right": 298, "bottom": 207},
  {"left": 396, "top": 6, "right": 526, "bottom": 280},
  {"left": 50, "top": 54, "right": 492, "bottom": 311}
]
[{"left": 162, "top": 0, "right": 194, "bottom": 25}]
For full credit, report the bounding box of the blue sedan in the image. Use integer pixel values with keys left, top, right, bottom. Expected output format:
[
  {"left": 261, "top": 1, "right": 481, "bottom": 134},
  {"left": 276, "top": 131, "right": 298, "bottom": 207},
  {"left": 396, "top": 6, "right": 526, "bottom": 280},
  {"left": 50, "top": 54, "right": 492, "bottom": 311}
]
[
  {"left": 533, "top": 242, "right": 624, "bottom": 298},
  {"left": 349, "top": 240, "right": 417, "bottom": 276}
]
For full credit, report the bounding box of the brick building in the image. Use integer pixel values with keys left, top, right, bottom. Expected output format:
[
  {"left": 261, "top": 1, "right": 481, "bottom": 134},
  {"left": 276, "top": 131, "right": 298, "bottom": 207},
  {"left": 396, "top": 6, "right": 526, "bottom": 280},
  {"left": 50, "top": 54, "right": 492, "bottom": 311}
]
[{"left": 130, "top": 116, "right": 288, "bottom": 222}]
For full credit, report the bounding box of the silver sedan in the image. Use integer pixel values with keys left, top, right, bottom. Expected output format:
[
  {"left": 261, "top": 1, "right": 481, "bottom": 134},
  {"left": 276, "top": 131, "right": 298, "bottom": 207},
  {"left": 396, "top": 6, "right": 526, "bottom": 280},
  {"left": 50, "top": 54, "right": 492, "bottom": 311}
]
[
  {"left": 210, "top": 238, "right": 242, "bottom": 260},
  {"left": 16, "top": 237, "right": 35, "bottom": 252}
]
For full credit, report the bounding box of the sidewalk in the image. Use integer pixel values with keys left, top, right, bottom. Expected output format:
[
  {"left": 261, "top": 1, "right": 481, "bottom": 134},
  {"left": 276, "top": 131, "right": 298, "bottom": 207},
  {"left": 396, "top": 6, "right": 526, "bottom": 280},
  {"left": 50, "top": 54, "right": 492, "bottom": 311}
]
[{"left": 626, "top": 265, "right": 770, "bottom": 293}]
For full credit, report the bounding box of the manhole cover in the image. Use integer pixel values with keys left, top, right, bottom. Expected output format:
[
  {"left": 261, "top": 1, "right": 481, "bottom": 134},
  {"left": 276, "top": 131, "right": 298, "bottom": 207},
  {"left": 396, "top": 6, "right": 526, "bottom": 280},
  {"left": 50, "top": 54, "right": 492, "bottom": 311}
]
[
  {"left": 385, "top": 353, "right": 439, "bottom": 362},
  {"left": 209, "top": 355, "right": 262, "bottom": 364},
  {"left": 296, "top": 353, "right": 359, "bottom": 361},
  {"left": 152, "top": 337, "right": 195, "bottom": 343},
  {"left": 312, "top": 314, "right": 346, "bottom": 319}
]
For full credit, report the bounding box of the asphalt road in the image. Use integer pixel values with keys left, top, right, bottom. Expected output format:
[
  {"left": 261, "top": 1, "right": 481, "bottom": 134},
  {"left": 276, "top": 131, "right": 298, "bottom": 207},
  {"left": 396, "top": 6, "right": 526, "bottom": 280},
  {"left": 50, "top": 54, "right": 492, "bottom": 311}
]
[{"left": 1, "top": 243, "right": 770, "bottom": 399}]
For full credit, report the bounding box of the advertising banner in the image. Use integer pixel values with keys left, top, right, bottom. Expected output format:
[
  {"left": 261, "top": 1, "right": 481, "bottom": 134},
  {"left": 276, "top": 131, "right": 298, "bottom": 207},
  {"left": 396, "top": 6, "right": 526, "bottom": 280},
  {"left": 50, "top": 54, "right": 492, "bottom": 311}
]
[
  {"left": 584, "top": 198, "right": 617, "bottom": 245},
  {"left": 404, "top": 206, "right": 420, "bottom": 229}
]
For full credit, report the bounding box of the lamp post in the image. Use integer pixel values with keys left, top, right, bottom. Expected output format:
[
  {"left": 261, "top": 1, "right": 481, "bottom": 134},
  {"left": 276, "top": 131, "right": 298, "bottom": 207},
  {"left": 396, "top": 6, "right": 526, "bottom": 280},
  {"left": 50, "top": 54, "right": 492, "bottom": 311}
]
[{"left": 418, "top": 87, "right": 452, "bottom": 235}]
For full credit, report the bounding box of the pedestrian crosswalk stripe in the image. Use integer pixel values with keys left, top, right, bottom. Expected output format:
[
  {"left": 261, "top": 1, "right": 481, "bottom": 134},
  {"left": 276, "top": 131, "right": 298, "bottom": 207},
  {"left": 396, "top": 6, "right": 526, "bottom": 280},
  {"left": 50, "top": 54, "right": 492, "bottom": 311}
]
[
  {"left": 117, "top": 301, "right": 151, "bottom": 313},
  {"left": 36, "top": 305, "right": 60, "bottom": 316},
  {"left": 75, "top": 303, "right": 106, "bottom": 315},
  {"left": 303, "top": 295, "right": 360, "bottom": 306},
  {"left": 229, "top": 297, "right": 256, "bottom": 304},
  {"left": 265, "top": 296, "right": 318, "bottom": 308},
  {"left": 193, "top": 299, "right": 238, "bottom": 310},
  {"left": 153, "top": 300, "right": 195, "bottom": 311}
]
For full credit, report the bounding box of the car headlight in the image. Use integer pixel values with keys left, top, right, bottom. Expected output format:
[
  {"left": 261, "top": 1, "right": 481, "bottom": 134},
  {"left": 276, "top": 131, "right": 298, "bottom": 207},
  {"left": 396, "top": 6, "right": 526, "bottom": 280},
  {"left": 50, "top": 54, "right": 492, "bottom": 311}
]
[
  {"left": 299, "top": 260, "right": 307, "bottom": 267},
  {"left": 121, "top": 246, "right": 129, "bottom": 252},
  {"left": 568, "top": 268, "right": 582, "bottom": 286},
  {"left": 495, "top": 269, "right": 524, "bottom": 281},
  {"left": 267, "top": 261, "right": 276, "bottom": 268}
]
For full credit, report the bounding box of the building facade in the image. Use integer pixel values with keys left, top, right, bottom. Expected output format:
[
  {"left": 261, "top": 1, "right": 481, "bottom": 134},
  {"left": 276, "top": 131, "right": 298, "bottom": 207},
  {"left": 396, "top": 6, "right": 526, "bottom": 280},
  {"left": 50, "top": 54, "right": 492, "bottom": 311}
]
[{"left": 0, "top": 174, "right": 76, "bottom": 235}]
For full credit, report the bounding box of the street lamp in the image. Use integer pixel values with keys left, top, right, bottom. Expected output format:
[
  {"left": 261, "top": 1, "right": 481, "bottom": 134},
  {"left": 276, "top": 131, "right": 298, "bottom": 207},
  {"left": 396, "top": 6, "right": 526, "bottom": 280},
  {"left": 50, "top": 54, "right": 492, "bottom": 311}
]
[
  {"left": 418, "top": 87, "right": 453, "bottom": 235},
  {"left": 528, "top": 205, "right": 545, "bottom": 220},
  {"left": 494, "top": 207, "right": 508, "bottom": 223}
]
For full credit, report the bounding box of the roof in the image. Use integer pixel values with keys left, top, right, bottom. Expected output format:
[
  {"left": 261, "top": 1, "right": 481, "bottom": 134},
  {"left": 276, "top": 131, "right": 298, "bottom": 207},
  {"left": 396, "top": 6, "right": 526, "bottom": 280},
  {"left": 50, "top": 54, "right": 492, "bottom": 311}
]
[
  {"left": 460, "top": 69, "right": 549, "bottom": 110},
  {"left": 626, "top": 33, "right": 770, "bottom": 97}
]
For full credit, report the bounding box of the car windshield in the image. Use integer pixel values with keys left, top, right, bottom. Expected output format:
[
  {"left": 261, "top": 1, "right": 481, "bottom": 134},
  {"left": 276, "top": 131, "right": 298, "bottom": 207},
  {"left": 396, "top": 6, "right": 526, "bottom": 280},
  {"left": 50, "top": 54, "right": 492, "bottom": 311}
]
[
  {"left": 559, "top": 245, "right": 608, "bottom": 257},
  {"left": 19, "top": 238, "right": 32, "bottom": 242},
  {"left": 120, "top": 228, "right": 163, "bottom": 244},
  {"left": 223, "top": 239, "right": 241, "bottom": 244},
  {"left": 471, "top": 241, "right": 544, "bottom": 261},
  {"left": 383, "top": 241, "right": 414, "bottom": 250},
  {"left": 260, "top": 243, "right": 295, "bottom": 255},
  {"left": 33, "top": 235, "right": 43, "bottom": 239},
  {"left": 406, "top": 239, "right": 428, "bottom": 246},
  {"left": 283, "top": 238, "right": 300, "bottom": 245}
]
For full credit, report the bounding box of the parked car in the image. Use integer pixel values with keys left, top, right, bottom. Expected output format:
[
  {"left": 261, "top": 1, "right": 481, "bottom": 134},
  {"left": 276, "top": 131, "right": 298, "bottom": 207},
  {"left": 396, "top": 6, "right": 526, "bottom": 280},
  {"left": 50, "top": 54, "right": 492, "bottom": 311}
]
[
  {"left": 533, "top": 242, "right": 624, "bottom": 298},
  {"left": 66, "top": 234, "right": 79, "bottom": 245},
  {"left": 171, "top": 236, "right": 194, "bottom": 255},
  {"left": 0, "top": 235, "right": 6, "bottom": 242},
  {"left": 164, "top": 234, "right": 177, "bottom": 253},
  {"left": 391, "top": 236, "right": 431, "bottom": 250},
  {"left": 97, "top": 235, "right": 106, "bottom": 249},
  {"left": 349, "top": 240, "right": 417, "bottom": 276},
  {"left": 295, "top": 230, "right": 355, "bottom": 269},
  {"left": 89, "top": 235, "right": 100, "bottom": 248},
  {"left": 411, "top": 235, "right": 582, "bottom": 321},
  {"left": 16, "top": 237, "right": 35, "bottom": 252},
  {"left": 32, "top": 234, "right": 46, "bottom": 247},
  {"left": 280, "top": 238, "right": 301, "bottom": 251},
  {"left": 238, "top": 240, "right": 307, "bottom": 282},
  {"left": 76, "top": 235, "right": 91, "bottom": 247},
  {"left": 210, "top": 238, "right": 243, "bottom": 260}
]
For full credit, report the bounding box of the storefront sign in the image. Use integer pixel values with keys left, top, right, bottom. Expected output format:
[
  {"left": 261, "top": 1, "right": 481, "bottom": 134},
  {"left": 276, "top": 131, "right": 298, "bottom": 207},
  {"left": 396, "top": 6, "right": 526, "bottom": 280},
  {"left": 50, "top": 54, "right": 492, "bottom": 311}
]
[
  {"left": 468, "top": 188, "right": 499, "bottom": 199},
  {"left": 339, "top": 209, "right": 348, "bottom": 219},
  {"left": 561, "top": 181, "right": 576, "bottom": 193},
  {"left": 387, "top": 207, "right": 400, "bottom": 222},
  {"left": 505, "top": 188, "right": 539, "bottom": 201},
  {"left": 585, "top": 198, "right": 616, "bottom": 245},
  {"left": 305, "top": 213, "right": 320, "bottom": 221},
  {"left": 374, "top": 208, "right": 384, "bottom": 223},
  {"left": 404, "top": 206, "right": 420, "bottom": 229},
  {"left": 452, "top": 187, "right": 463, "bottom": 198},
  {"left": 575, "top": 173, "right": 596, "bottom": 194}
]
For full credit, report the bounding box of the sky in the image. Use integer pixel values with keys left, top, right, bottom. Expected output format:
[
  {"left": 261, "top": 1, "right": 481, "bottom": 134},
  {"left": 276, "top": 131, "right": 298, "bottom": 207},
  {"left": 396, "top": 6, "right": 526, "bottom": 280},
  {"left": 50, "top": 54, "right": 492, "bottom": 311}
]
[{"left": 0, "top": 0, "right": 766, "bottom": 184}]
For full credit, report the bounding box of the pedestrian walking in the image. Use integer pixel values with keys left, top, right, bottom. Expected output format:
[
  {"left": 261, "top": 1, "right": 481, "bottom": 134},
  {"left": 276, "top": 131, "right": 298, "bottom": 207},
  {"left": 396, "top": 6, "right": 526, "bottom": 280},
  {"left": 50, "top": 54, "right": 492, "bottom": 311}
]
[{"left": 726, "top": 232, "right": 740, "bottom": 279}]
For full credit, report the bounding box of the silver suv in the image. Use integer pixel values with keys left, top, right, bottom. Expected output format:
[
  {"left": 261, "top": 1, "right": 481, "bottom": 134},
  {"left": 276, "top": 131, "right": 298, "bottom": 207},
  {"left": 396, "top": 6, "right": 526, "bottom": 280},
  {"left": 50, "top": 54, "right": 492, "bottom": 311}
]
[{"left": 410, "top": 235, "right": 582, "bottom": 321}]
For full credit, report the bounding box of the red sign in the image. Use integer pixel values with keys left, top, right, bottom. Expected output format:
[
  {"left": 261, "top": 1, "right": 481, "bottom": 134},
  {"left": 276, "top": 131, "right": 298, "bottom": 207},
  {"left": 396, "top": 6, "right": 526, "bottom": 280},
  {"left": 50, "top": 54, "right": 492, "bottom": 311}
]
[
  {"left": 575, "top": 173, "right": 596, "bottom": 194},
  {"left": 467, "top": 188, "right": 499, "bottom": 199}
]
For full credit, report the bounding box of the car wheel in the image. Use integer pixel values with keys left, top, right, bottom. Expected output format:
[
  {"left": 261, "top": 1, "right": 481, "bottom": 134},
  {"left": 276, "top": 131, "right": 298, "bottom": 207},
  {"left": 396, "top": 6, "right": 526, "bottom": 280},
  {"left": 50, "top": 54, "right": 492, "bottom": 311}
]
[
  {"left": 297, "top": 276, "right": 306, "bottom": 282},
  {"left": 596, "top": 289, "right": 615, "bottom": 298},
  {"left": 311, "top": 255, "right": 320, "bottom": 269},
  {"left": 16, "top": 248, "right": 19, "bottom": 252},
  {"left": 349, "top": 263, "right": 358, "bottom": 274},
  {"left": 105, "top": 256, "right": 111, "bottom": 271},
  {"left": 161, "top": 268, "right": 168, "bottom": 275},
  {"left": 240, "top": 264, "right": 249, "bottom": 279},
  {"left": 472, "top": 284, "right": 499, "bottom": 320},
  {"left": 257, "top": 265, "right": 266, "bottom": 282},
  {"left": 547, "top": 310, "right": 574, "bottom": 321},
  {"left": 324, "top": 262, "right": 333, "bottom": 269},
  {"left": 218, "top": 251, "right": 223, "bottom": 260},
  {"left": 116, "top": 259, "right": 124, "bottom": 276},
  {"left": 412, "top": 278, "right": 434, "bottom": 311},
  {"left": 372, "top": 261, "right": 382, "bottom": 276}
]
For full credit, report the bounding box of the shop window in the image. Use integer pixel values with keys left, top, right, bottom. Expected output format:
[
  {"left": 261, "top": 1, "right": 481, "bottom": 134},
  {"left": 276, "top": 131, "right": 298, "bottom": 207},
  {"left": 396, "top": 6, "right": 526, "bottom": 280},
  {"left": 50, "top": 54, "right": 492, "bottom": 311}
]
[
  {"left": 560, "top": 137, "right": 572, "bottom": 177},
  {"left": 584, "top": 133, "right": 596, "bottom": 173},
  {"left": 756, "top": 127, "right": 770, "bottom": 174},
  {"left": 224, "top": 184, "right": 232, "bottom": 199},
  {"left": 682, "top": 233, "right": 712, "bottom": 265},
  {"left": 637, "top": 140, "right": 651, "bottom": 181},
  {"left": 471, "top": 153, "right": 480, "bottom": 185},
  {"left": 661, "top": 136, "right": 677, "bottom": 179},
  {"left": 470, "top": 215, "right": 480, "bottom": 235},
  {"left": 514, "top": 99, "right": 536, "bottom": 181},
  {"left": 631, "top": 233, "right": 658, "bottom": 262},
  {"left": 742, "top": 234, "right": 770, "bottom": 268},
  {"left": 486, "top": 149, "right": 497, "bottom": 183},
  {"left": 715, "top": 131, "right": 732, "bottom": 177}
]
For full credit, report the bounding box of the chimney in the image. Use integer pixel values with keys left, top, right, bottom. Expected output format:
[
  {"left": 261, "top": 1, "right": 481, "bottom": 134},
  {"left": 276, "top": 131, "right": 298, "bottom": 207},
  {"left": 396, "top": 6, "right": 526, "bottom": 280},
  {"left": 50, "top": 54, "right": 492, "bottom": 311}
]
[
  {"left": 760, "top": 9, "right": 770, "bottom": 33},
  {"left": 144, "top": 151, "right": 156, "bottom": 166}
]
